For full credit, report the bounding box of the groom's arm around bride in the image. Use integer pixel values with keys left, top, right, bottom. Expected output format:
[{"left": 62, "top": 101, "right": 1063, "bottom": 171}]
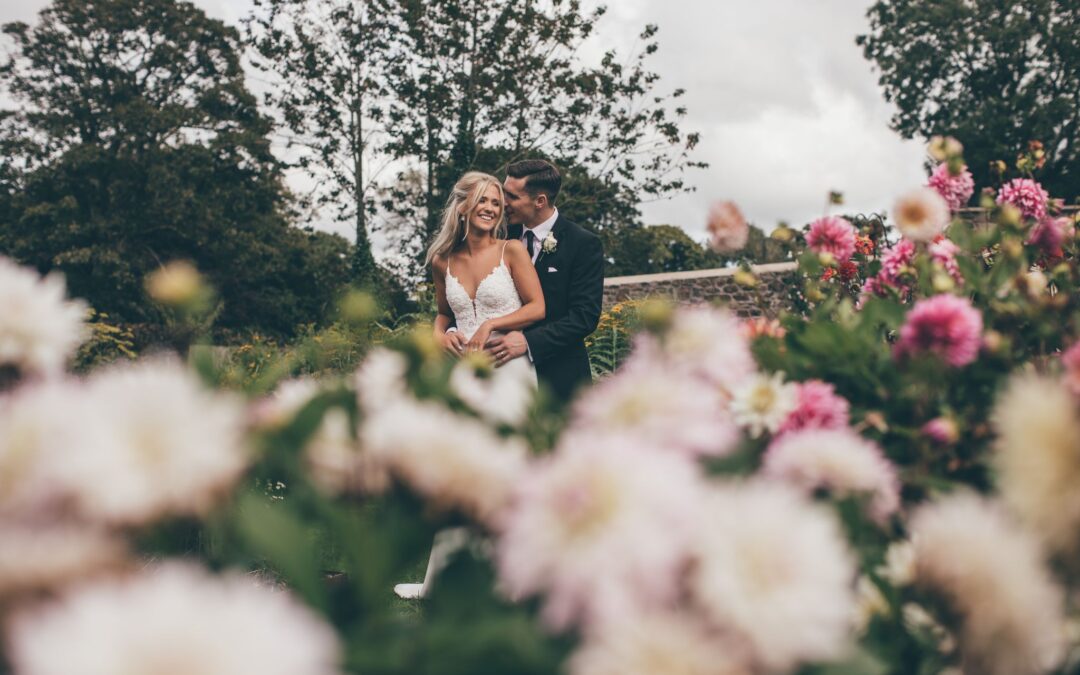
[{"left": 486, "top": 160, "right": 604, "bottom": 402}]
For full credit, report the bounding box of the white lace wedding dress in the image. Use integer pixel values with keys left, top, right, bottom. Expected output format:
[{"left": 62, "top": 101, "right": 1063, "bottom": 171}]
[
  {"left": 443, "top": 245, "right": 539, "bottom": 389},
  {"left": 394, "top": 243, "right": 537, "bottom": 600}
]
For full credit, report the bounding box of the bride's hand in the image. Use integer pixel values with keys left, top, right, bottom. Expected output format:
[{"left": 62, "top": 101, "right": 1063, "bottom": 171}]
[
  {"left": 466, "top": 322, "right": 494, "bottom": 353},
  {"left": 438, "top": 330, "right": 467, "bottom": 357}
]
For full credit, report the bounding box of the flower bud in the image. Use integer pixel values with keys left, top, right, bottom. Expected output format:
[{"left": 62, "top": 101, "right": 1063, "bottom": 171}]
[
  {"left": 1023, "top": 270, "right": 1048, "bottom": 298},
  {"left": 999, "top": 204, "right": 1022, "bottom": 227},
  {"left": 982, "top": 329, "right": 1005, "bottom": 354},
  {"left": 1001, "top": 237, "right": 1023, "bottom": 259},
  {"left": 339, "top": 290, "right": 379, "bottom": 324},
  {"left": 771, "top": 224, "right": 795, "bottom": 242},
  {"left": 639, "top": 297, "right": 674, "bottom": 334},
  {"left": 931, "top": 271, "right": 955, "bottom": 293},
  {"left": 733, "top": 269, "right": 759, "bottom": 288},
  {"left": 921, "top": 416, "right": 959, "bottom": 445},
  {"left": 863, "top": 411, "right": 889, "bottom": 433},
  {"left": 146, "top": 261, "right": 203, "bottom": 307}
]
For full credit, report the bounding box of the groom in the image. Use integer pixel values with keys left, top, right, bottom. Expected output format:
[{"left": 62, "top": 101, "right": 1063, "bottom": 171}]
[{"left": 485, "top": 159, "right": 604, "bottom": 402}]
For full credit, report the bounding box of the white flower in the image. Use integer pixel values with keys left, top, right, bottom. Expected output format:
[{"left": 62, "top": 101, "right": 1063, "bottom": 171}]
[
  {"left": 992, "top": 373, "right": 1080, "bottom": 558},
  {"left": 449, "top": 355, "right": 535, "bottom": 427},
  {"left": 58, "top": 357, "right": 249, "bottom": 524},
  {"left": 569, "top": 362, "right": 738, "bottom": 458},
  {"left": 0, "top": 523, "right": 127, "bottom": 598},
  {"left": 542, "top": 232, "right": 558, "bottom": 253},
  {"left": 361, "top": 397, "right": 527, "bottom": 525},
  {"left": 630, "top": 305, "right": 755, "bottom": 395},
  {"left": 762, "top": 427, "right": 900, "bottom": 522},
  {"left": 352, "top": 347, "right": 409, "bottom": 413},
  {"left": 911, "top": 494, "right": 1066, "bottom": 675},
  {"left": 893, "top": 187, "right": 951, "bottom": 242},
  {"left": 254, "top": 377, "right": 322, "bottom": 428},
  {"left": 878, "top": 540, "right": 916, "bottom": 587},
  {"left": 496, "top": 436, "right": 704, "bottom": 632},
  {"left": 853, "top": 576, "right": 889, "bottom": 635},
  {"left": 729, "top": 371, "right": 798, "bottom": 438},
  {"left": 0, "top": 379, "right": 103, "bottom": 517},
  {"left": 257, "top": 378, "right": 388, "bottom": 495},
  {"left": 0, "top": 256, "right": 88, "bottom": 378},
  {"left": 6, "top": 563, "right": 342, "bottom": 675},
  {"left": 567, "top": 611, "right": 751, "bottom": 675},
  {"left": 689, "top": 480, "right": 856, "bottom": 672}
]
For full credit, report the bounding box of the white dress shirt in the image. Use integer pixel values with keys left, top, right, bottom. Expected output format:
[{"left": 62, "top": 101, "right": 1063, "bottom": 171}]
[{"left": 522, "top": 208, "right": 558, "bottom": 263}]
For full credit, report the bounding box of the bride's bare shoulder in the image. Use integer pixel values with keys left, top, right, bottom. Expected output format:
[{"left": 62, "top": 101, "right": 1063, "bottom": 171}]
[{"left": 431, "top": 254, "right": 449, "bottom": 274}]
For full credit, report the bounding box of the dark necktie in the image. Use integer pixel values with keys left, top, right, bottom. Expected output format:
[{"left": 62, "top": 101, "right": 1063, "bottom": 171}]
[{"left": 525, "top": 230, "right": 536, "bottom": 258}]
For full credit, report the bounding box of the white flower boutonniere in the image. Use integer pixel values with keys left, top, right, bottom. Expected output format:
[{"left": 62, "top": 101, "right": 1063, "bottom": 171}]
[{"left": 542, "top": 232, "right": 558, "bottom": 254}]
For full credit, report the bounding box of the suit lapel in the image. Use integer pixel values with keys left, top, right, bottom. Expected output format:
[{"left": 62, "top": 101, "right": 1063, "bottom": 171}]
[{"left": 534, "top": 216, "right": 566, "bottom": 271}]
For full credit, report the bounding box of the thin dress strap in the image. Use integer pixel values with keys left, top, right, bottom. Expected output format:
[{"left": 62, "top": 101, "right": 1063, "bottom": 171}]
[{"left": 500, "top": 240, "right": 510, "bottom": 263}]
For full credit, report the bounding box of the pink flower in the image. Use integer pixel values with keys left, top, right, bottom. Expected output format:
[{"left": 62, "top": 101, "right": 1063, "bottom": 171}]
[
  {"left": 806, "top": 216, "right": 857, "bottom": 262},
  {"left": 894, "top": 294, "right": 983, "bottom": 367},
  {"left": 495, "top": 437, "right": 703, "bottom": 632},
  {"left": 1061, "top": 342, "right": 1080, "bottom": 397},
  {"left": 706, "top": 201, "right": 749, "bottom": 253},
  {"left": 860, "top": 240, "right": 915, "bottom": 300},
  {"left": 921, "top": 417, "right": 959, "bottom": 445},
  {"left": 880, "top": 239, "right": 916, "bottom": 280},
  {"left": 927, "top": 162, "right": 975, "bottom": 210},
  {"left": 568, "top": 361, "right": 739, "bottom": 459},
  {"left": 928, "top": 236, "right": 963, "bottom": 284},
  {"left": 997, "top": 178, "right": 1049, "bottom": 221},
  {"left": 1028, "top": 217, "right": 1072, "bottom": 258},
  {"left": 778, "top": 380, "right": 851, "bottom": 435},
  {"left": 763, "top": 428, "right": 900, "bottom": 523}
]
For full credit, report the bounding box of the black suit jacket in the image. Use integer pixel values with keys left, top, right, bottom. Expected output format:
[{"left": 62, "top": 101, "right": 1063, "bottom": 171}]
[{"left": 508, "top": 216, "right": 604, "bottom": 401}]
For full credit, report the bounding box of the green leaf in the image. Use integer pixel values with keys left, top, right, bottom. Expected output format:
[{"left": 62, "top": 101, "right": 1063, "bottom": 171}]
[{"left": 234, "top": 491, "right": 328, "bottom": 611}]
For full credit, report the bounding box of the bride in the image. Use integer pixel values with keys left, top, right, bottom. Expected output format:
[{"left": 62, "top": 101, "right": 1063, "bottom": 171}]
[
  {"left": 430, "top": 171, "right": 544, "bottom": 378},
  {"left": 394, "top": 171, "right": 544, "bottom": 599}
]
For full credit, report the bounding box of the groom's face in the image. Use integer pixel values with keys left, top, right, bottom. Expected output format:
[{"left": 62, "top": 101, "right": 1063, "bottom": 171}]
[{"left": 503, "top": 176, "right": 543, "bottom": 227}]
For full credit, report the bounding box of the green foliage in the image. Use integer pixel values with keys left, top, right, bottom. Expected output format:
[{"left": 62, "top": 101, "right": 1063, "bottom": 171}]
[
  {"left": 0, "top": 0, "right": 350, "bottom": 337},
  {"left": 586, "top": 300, "right": 644, "bottom": 378},
  {"left": 250, "top": 0, "right": 705, "bottom": 282},
  {"left": 858, "top": 0, "right": 1080, "bottom": 202},
  {"left": 73, "top": 310, "right": 137, "bottom": 373}
]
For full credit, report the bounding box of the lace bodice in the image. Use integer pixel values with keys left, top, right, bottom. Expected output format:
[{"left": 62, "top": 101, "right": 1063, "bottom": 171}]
[{"left": 445, "top": 249, "right": 523, "bottom": 340}]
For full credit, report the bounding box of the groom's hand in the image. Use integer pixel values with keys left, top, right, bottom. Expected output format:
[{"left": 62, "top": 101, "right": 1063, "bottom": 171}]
[{"left": 485, "top": 331, "right": 528, "bottom": 368}]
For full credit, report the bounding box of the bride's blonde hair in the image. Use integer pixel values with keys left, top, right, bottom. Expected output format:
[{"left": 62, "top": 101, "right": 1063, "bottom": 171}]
[{"left": 425, "top": 171, "right": 507, "bottom": 266}]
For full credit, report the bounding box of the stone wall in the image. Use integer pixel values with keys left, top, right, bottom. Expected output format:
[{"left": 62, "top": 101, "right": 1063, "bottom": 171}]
[{"left": 603, "top": 262, "right": 799, "bottom": 317}]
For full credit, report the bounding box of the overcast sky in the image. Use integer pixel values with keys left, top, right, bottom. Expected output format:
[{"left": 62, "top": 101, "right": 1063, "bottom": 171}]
[{"left": 2, "top": 0, "right": 928, "bottom": 244}]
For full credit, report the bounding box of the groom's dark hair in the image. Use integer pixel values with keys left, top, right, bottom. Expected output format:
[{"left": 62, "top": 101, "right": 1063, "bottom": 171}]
[{"left": 507, "top": 159, "right": 561, "bottom": 204}]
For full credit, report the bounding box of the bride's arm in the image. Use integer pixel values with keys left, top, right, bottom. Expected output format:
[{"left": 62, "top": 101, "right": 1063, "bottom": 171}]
[
  {"left": 467, "top": 241, "right": 545, "bottom": 351},
  {"left": 432, "top": 257, "right": 466, "bottom": 356}
]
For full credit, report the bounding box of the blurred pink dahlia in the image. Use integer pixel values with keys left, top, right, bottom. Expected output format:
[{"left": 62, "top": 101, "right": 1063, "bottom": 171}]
[
  {"left": 777, "top": 380, "right": 851, "bottom": 435},
  {"left": 928, "top": 235, "right": 963, "bottom": 284},
  {"left": 927, "top": 162, "right": 974, "bottom": 210},
  {"left": 894, "top": 294, "right": 983, "bottom": 367},
  {"left": 1028, "top": 217, "right": 1072, "bottom": 258},
  {"left": 706, "top": 201, "right": 749, "bottom": 253},
  {"left": 921, "top": 417, "right": 959, "bottom": 445},
  {"left": 997, "top": 178, "right": 1049, "bottom": 221},
  {"left": 806, "top": 216, "right": 857, "bottom": 262},
  {"left": 860, "top": 240, "right": 916, "bottom": 299}
]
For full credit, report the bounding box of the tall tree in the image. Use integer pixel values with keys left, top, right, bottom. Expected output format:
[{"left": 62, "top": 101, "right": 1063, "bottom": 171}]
[
  {"left": 858, "top": 0, "right": 1080, "bottom": 200},
  {"left": 243, "top": 1, "right": 703, "bottom": 284},
  {"left": 244, "top": 0, "right": 395, "bottom": 287},
  {"left": 370, "top": 0, "right": 703, "bottom": 279},
  {"left": 0, "top": 0, "right": 347, "bottom": 336}
]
